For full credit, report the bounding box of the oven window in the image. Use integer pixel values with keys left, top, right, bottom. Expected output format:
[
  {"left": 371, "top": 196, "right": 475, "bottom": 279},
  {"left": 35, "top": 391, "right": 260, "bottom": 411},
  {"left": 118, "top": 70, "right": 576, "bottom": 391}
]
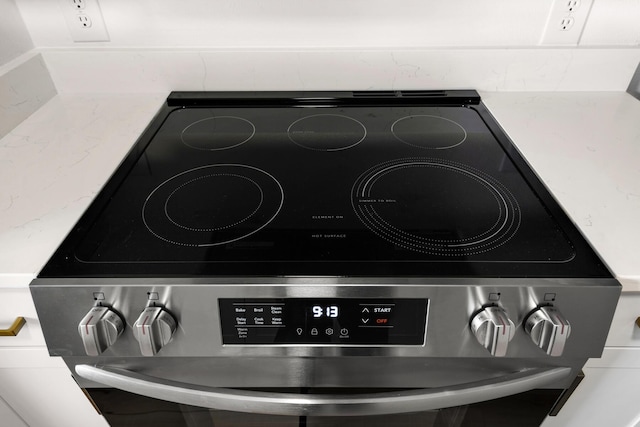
[{"left": 87, "top": 388, "right": 563, "bottom": 427}]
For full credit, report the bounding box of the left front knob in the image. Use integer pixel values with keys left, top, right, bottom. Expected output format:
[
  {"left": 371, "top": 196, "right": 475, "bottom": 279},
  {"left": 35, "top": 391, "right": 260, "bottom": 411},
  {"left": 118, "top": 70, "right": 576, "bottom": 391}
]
[{"left": 78, "top": 306, "right": 125, "bottom": 356}]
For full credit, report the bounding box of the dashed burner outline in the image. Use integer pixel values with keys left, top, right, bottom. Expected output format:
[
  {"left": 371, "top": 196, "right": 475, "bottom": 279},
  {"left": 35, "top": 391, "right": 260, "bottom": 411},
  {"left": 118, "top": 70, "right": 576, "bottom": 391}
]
[
  {"left": 143, "top": 164, "right": 284, "bottom": 247},
  {"left": 351, "top": 158, "right": 521, "bottom": 256}
]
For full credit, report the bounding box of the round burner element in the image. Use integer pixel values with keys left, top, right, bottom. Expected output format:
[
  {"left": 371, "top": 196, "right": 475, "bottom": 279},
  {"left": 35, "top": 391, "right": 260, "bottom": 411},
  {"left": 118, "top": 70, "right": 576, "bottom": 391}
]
[
  {"left": 165, "top": 174, "right": 263, "bottom": 232},
  {"left": 288, "top": 114, "right": 366, "bottom": 151},
  {"left": 181, "top": 116, "right": 256, "bottom": 151},
  {"left": 351, "top": 158, "right": 520, "bottom": 256},
  {"left": 391, "top": 115, "right": 467, "bottom": 149},
  {"left": 143, "top": 165, "right": 283, "bottom": 247}
]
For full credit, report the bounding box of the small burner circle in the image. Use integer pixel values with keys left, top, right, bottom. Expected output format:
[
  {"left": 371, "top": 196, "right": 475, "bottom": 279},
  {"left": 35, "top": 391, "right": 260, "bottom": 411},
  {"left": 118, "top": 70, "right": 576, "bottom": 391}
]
[
  {"left": 181, "top": 116, "right": 256, "bottom": 151},
  {"left": 391, "top": 115, "right": 467, "bottom": 150},
  {"left": 287, "top": 114, "right": 367, "bottom": 151}
]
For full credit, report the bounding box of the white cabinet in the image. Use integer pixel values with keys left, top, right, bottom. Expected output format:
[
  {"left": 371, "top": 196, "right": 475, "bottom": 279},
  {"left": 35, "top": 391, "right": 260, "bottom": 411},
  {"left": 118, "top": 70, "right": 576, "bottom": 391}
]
[
  {"left": 542, "top": 363, "right": 640, "bottom": 427},
  {"left": 0, "top": 287, "right": 108, "bottom": 427},
  {"left": 541, "top": 293, "right": 640, "bottom": 427},
  {"left": 0, "top": 395, "right": 28, "bottom": 427}
]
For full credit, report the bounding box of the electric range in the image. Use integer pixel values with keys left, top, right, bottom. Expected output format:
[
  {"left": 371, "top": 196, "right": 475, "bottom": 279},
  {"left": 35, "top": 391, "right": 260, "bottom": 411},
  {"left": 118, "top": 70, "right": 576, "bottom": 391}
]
[{"left": 29, "top": 91, "right": 620, "bottom": 423}]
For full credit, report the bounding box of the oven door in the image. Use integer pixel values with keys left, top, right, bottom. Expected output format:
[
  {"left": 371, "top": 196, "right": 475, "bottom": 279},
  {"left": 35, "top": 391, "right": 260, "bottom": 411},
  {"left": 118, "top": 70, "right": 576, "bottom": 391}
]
[{"left": 76, "top": 364, "right": 579, "bottom": 427}]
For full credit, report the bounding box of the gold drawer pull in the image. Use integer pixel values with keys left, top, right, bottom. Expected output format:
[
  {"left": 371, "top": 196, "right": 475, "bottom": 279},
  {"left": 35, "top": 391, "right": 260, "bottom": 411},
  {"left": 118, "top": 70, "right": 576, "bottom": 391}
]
[{"left": 0, "top": 317, "right": 26, "bottom": 336}]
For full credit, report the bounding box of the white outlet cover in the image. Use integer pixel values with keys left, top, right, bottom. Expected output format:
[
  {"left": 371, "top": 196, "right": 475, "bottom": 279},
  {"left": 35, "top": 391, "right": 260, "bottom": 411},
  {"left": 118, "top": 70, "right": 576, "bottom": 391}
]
[
  {"left": 540, "top": 0, "right": 594, "bottom": 46},
  {"left": 59, "top": 0, "right": 109, "bottom": 42}
]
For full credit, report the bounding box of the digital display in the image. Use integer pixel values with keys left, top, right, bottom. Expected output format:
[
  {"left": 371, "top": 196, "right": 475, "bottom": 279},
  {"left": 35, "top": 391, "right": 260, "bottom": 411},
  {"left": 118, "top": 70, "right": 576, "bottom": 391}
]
[
  {"left": 312, "top": 305, "right": 339, "bottom": 318},
  {"left": 219, "top": 298, "right": 428, "bottom": 345}
]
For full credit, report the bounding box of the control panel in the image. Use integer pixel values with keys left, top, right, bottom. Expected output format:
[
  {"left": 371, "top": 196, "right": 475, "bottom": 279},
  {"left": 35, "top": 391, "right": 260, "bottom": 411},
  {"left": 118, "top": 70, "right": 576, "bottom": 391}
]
[
  {"left": 71, "top": 292, "right": 579, "bottom": 358},
  {"left": 219, "top": 298, "right": 428, "bottom": 345}
]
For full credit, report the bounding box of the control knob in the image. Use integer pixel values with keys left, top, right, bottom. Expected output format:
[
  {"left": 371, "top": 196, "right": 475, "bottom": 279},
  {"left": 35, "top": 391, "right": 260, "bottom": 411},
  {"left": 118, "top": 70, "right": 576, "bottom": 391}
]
[
  {"left": 470, "top": 306, "right": 515, "bottom": 357},
  {"left": 78, "top": 306, "right": 124, "bottom": 356},
  {"left": 133, "top": 306, "right": 177, "bottom": 356},
  {"left": 525, "top": 306, "right": 571, "bottom": 357}
]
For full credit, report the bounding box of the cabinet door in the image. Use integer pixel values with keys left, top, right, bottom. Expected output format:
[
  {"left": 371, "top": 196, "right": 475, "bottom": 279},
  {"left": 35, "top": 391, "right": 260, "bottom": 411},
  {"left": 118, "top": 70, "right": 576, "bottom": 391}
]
[
  {"left": 604, "top": 293, "right": 640, "bottom": 347},
  {"left": 0, "top": 287, "right": 45, "bottom": 348},
  {"left": 0, "top": 395, "right": 28, "bottom": 427},
  {"left": 541, "top": 365, "right": 640, "bottom": 427},
  {"left": 0, "top": 347, "right": 109, "bottom": 427}
]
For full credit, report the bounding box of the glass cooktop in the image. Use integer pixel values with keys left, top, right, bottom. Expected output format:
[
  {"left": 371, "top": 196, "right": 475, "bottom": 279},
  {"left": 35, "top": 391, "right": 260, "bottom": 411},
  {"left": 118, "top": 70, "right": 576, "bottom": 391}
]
[{"left": 40, "top": 91, "right": 611, "bottom": 278}]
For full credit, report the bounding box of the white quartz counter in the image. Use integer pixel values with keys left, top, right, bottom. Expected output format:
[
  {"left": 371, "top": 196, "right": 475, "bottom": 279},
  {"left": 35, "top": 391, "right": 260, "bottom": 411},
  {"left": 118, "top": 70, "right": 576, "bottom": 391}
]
[{"left": 1, "top": 91, "right": 639, "bottom": 290}]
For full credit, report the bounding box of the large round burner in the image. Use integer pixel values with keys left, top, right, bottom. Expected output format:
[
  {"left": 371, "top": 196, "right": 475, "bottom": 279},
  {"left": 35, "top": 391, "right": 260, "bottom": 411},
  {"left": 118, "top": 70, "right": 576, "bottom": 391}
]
[
  {"left": 181, "top": 116, "right": 255, "bottom": 151},
  {"left": 351, "top": 159, "right": 520, "bottom": 256},
  {"left": 391, "top": 115, "right": 467, "bottom": 149},
  {"left": 143, "top": 165, "right": 283, "bottom": 247},
  {"left": 287, "top": 114, "right": 366, "bottom": 151}
]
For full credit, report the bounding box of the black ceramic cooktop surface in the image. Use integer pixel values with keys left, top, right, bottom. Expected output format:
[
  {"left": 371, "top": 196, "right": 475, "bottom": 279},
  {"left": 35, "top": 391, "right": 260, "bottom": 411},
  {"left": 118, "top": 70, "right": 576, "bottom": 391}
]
[{"left": 40, "top": 91, "right": 611, "bottom": 278}]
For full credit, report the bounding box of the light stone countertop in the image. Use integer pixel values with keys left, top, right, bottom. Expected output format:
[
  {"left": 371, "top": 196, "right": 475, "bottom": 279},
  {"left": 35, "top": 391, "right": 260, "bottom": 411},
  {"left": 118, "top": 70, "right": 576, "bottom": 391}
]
[{"left": 1, "top": 91, "right": 638, "bottom": 290}]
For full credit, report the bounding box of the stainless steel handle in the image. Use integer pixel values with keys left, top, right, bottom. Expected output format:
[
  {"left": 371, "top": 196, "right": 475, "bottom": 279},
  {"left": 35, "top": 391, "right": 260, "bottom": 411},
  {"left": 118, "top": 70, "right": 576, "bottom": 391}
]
[{"left": 76, "top": 364, "right": 570, "bottom": 416}]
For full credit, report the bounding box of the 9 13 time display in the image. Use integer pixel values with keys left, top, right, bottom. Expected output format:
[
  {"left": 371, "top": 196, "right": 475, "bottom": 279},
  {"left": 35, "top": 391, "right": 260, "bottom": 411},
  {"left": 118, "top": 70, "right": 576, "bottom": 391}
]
[{"left": 311, "top": 305, "right": 339, "bottom": 318}]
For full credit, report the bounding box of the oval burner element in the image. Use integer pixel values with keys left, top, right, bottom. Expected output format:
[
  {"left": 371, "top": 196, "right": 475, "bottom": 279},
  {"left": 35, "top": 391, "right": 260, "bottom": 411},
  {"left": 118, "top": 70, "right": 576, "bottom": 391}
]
[
  {"left": 143, "top": 165, "right": 283, "bottom": 247},
  {"left": 351, "top": 158, "right": 520, "bottom": 256},
  {"left": 288, "top": 114, "right": 367, "bottom": 151},
  {"left": 391, "top": 115, "right": 467, "bottom": 149},
  {"left": 181, "top": 116, "right": 256, "bottom": 151}
]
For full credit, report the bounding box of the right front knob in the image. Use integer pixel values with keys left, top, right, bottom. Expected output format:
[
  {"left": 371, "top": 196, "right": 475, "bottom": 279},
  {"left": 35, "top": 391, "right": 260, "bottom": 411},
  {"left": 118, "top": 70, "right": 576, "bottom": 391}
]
[
  {"left": 133, "top": 306, "right": 177, "bottom": 356},
  {"left": 525, "top": 306, "right": 571, "bottom": 357}
]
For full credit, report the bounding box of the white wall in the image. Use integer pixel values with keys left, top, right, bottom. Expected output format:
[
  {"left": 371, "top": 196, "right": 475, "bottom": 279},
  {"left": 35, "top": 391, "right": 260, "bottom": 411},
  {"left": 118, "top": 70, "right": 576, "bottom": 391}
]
[
  {"left": 15, "top": 0, "right": 640, "bottom": 49},
  {"left": 11, "top": 0, "right": 640, "bottom": 94},
  {"left": 581, "top": 0, "right": 640, "bottom": 46},
  {"left": 18, "top": 0, "right": 555, "bottom": 48},
  {"left": 0, "top": 0, "right": 33, "bottom": 65},
  {"left": 0, "top": 2, "right": 54, "bottom": 139}
]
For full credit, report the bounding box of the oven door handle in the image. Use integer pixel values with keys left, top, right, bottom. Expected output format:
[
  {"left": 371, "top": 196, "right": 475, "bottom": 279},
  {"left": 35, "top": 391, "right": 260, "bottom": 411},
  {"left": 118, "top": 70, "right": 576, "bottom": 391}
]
[{"left": 76, "top": 364, "right": 570, "bottom": 416}]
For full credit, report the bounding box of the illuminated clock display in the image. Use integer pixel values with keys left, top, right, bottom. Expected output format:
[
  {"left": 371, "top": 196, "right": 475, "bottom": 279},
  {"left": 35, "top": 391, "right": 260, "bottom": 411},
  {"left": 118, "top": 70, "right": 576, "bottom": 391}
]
[{"left": 311, "top": 305, "right": 339, "bottom": 318}]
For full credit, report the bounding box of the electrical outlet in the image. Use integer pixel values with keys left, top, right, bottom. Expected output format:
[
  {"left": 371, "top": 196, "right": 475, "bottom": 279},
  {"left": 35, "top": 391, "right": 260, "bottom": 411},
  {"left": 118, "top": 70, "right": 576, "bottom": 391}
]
[
  {"left": 70, "top": 0, "right": 86, "bottom": 10},
  {"left": 540, "top": 0, "right": 593, "bottom": 45},
  {"left": 59, "top": 0, "right": 109, "bottom": 42},
  {"left": 559, "top": 17, "right": 575, "bottom": 31},
  {"left": 565, "top": 0, "right": 580, "bottom": 12}
]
